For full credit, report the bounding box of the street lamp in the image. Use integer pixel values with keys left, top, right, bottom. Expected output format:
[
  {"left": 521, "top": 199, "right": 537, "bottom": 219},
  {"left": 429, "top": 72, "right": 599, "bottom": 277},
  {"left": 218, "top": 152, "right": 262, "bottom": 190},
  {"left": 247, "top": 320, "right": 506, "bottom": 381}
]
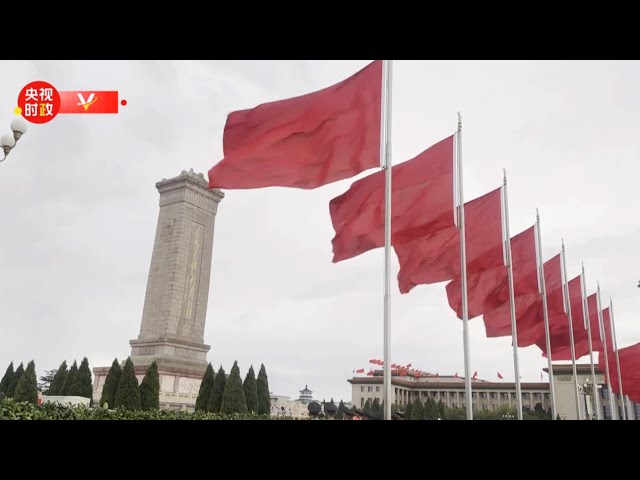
[
  {"left": 580, "top": 378, "right": 602, "bottom": 420},
  {"left": 0, "top": 117, "right": 28, "bottom": 162}
]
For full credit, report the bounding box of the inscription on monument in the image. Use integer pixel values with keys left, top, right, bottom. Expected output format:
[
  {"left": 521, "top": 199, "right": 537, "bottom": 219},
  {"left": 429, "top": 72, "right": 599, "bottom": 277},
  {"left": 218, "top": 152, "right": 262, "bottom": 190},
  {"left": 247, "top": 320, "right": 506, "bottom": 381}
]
[
  {"left": 160, "top": 218, "right": 177, "bottom": 243},
  {"left": 185, "top": 223, "right": 203, "bottom": 319},
  {"left": 175, "top": 347, "right": 199, "bottom": 359},
  {"left": 177, "top": 222, "right": 204, "bottom": 339}
]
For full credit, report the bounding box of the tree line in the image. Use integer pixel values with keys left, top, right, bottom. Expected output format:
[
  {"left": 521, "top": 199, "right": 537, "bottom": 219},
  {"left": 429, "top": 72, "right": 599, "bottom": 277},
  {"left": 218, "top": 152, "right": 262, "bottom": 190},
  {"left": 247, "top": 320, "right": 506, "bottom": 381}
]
[
  {"left": 358, "top": 397, "right": 551, "bottom": 420},
  {"left": 194, "top": 361, "right": 271, "bottom": 415},
  {"left": 1, "top": 357, "right": 272, "bottom": 416}
]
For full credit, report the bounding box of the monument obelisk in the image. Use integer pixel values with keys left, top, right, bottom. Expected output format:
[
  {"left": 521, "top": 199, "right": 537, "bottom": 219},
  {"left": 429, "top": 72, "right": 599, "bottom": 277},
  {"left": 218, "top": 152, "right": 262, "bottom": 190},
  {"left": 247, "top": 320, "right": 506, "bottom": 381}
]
[{"left": 93, "top": 169, "right": 224, "bottom": 410}]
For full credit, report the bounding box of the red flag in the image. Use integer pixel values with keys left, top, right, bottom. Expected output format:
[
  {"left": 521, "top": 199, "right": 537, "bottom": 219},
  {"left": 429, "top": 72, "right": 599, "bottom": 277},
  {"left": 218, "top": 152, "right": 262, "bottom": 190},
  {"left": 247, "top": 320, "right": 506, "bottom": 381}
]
[
  {"left": 443, "top": 190, "right": 508, "bottom": 318},
  {"left": 537, "top": 275, "right": 590, "bottom": 360},
  {"left": 396, "top": 186, "right": 502, "bottom": 294},
  {"left": 586, "top": 293, "right": 603, "bottom": 349},
  {"left": 407, "top": 363, "right": 412, "bottom": 368},
  {"left": 481, "top": 226, "right": 546, "bottom": 346},
  {"left": 366, "top": 370, "right": 374, "bottom": 377},
  {"left": 472, "top": 371, "right": 478, "bottom": 380},
  {"left": 208, "top": 61, "right": 382, "bottom": 190},
  {"left": 597, "top": 307, "right": 620, "bottom": 391},
  {"left": 454, "top": 372, "right": 459, "bottom": 378},
  {"left": 330, "top": 134, "right": 455, "bottom": 263},
  {"left": 355, "top": 368, "right": 365, "bottom": 374},
  {"left": 435, "top": 373, "right": 439, "bottom": 378},
  {"left": 415, "top": 371, "right": 422, "bottom": 378},
  {"left": 497, "top": 372, "right": 504, "bottom": 379},
  {"left": 368, "top": 358, "right": 376, "bottom": 364},
  {"left": 601, "top": 342, "right": 640, "bottom": 398},
  {"left": 518, "top": 253, "right": 565, "bottom": 348}
]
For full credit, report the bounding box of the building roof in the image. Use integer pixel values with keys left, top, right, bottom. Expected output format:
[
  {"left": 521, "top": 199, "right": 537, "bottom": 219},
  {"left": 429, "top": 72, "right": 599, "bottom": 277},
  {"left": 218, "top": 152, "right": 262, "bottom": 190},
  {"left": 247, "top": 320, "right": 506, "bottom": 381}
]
[
  {"left": 299, "top": 384, "right": 313, "bottom": 394},
  {"left": 348, "top": 376, "right": 549, "bottom": 391},
  {"left": 544, "top": 364, "right": 603, "bottom": 375}
]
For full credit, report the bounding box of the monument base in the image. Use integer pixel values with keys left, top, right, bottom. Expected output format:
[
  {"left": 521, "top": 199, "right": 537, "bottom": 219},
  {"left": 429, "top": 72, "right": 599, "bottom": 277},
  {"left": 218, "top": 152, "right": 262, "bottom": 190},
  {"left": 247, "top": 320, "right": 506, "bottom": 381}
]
[
  {"left": 129, "top": 338, "right": 210, "bottom": 376},
  {"left": 92, "top": 363, "right": 204, "bottom": 411}
]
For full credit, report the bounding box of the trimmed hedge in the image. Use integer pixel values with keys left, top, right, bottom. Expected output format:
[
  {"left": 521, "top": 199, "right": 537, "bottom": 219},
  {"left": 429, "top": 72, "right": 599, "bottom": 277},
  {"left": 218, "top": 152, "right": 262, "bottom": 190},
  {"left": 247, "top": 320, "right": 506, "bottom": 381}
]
[{"left": 0, "top": 398, "right": 295, "bottom": 420}]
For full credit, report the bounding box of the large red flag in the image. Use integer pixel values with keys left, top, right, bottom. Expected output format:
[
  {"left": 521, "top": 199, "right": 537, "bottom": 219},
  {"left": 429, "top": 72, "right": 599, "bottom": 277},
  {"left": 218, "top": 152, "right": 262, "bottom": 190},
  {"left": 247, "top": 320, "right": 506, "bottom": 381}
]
[
  {"left": 446, "top": 194, "right": 529, "bottom": 320},
  {"left": 537, "top": 275, "right": 590, "bottom": 360},
  {"left": 601, "top": 307, "right": 615, "bottom": 356},
  {"left": 208, "top": 61, "right": 382, "bottom": 190},
  {"left": 396, "top": 187, "right": 502, "bottom": 294},
  {"left": 329, "top": 135, "right": 455, "bottom": 263},
  {"left": 512, "top": 254, "right": 567, "bottom": 347},
  {"left": 522, "top": 254, "right": 565, "bottom": 346},
  {"left": 586, "top": 293, "right": 603, "bottom": 350},
  {"left": 482, "top": 226, "right": 544, "bottom": 345},
  {"left": 596, "top": 307, "right": 620, "bottom": 390},
  {"left": 600, "top": 342, "right": 640, "bottom": 399}
]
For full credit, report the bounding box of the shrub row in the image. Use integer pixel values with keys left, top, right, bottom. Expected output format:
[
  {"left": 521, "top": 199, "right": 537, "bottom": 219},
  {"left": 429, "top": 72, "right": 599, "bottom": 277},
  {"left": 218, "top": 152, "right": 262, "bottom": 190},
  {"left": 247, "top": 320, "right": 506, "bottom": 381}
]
[{"left": 0, "top": 399, "right": 294, "bottom": 420}]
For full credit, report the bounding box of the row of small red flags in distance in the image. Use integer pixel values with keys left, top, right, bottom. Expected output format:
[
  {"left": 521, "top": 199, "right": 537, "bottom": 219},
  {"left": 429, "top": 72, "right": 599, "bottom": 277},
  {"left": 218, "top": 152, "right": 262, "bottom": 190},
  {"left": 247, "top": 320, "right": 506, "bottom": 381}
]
[
  {"left": 353, "top": 366, "right": 547, "bottom": 382},
  {"left": 206, "top": 60, "right": 640, "bottom": 402}
]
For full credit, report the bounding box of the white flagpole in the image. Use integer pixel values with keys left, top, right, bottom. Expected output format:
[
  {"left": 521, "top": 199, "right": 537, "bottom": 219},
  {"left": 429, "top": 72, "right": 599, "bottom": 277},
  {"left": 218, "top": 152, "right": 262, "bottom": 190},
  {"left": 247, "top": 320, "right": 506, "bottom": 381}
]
[
  {"left": 381, "top": 60, "right": 393, "bottom": 421},
  {"left": 581, "top": 264, "right": 601, "bottom": 420},
  {"left": 535, "top": 210, "right": 557, "bottom": 419},
  {"left": 456, "top": 113, "right": 473, "bottom": 421},
  {"left": 596, "top": 284, "right": 617, "bottom": 420},
  {"left": 561, "top": 241, "right": 582, "bottom": 419},
  {"left": 610, "top": 298, "right": 627, "bottom": 420},
  {"left": 502, "top": 170, "right": 523, "bottom": 420}
]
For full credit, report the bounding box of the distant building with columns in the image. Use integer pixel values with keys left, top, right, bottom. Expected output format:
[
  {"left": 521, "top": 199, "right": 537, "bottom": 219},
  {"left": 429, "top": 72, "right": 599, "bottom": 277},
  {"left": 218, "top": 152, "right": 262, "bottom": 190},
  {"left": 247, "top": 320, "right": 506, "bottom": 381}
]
[
  {"left": 350, "top": 370, "right": 551, "bottom": 413},
  {"left": 349, "top": 365, "right": 640, "bottom": 420}
]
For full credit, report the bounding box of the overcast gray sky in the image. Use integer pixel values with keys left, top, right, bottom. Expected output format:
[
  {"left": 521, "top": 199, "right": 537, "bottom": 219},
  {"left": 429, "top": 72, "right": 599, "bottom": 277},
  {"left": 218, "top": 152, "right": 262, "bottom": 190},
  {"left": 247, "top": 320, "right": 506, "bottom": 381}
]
[{"left": 1, "top": 60, "right": 639, "bottom": 403}]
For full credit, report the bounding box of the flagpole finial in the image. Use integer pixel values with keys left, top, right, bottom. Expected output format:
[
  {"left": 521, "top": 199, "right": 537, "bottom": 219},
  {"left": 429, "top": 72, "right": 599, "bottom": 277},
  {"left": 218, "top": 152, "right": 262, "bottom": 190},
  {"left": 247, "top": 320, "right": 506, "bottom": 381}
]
[
  {"left": 457, "top": 111, "right": 462, "bottom": 132},
  {"left": 561, "top": 238, "right": 565, "bottom": 250}
]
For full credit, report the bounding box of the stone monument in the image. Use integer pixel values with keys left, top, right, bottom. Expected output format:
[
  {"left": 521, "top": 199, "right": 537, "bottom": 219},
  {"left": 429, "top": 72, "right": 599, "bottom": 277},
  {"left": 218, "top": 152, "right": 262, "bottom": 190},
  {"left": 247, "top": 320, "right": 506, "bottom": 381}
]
[{"left": 93, "top": 169, "right": 224, "bottom": 410}]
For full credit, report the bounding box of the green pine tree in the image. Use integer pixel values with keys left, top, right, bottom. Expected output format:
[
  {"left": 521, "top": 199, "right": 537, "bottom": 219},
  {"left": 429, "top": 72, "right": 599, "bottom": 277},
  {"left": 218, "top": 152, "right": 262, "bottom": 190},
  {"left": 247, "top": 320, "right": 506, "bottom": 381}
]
[
  {"left": 424, "top": 397, "right": 437, "bottom": 420},
  {"left": 195, "top": 363, "right": 215, "bottom": 412},
  {"left": 207, "top": 366, "right": 226, "bottom": 413},
  {"left": 411, "top": 398, "right": 424, "bottom": 420},
  {"left": 60, "top": 361, "right": 77, "bottom": 396},
  {"left": 221, "top": 361, "right": 248, "bottom": 414},
  {"left": 47, "top": 361, "right": 68, "bottom": 396},
  {"left": 364, "top": 398, "right": 372, "bottom": 410},
  {"left": 372, "top": 398, "right": 381, "bottom": 415},
  {"left": 335, "top": 400, "right": 345, "bottom": 420},
  {"left": 405, "top": 400, "right": 413, "bottom": 418},
  {"left": 256, "top": 364, "right": 270, "bottom": 416},
  {"left": 14, "top": 360, "right": 38, "bottom": 405},
  {"left": 139, "top": 361, "right": 160, "bottom": 411},
  {"left": 7, "top": 363, "right": 24, "bottom": 398},
  {"left": 0, "top": 362, "right": 14, "bottom": 395},
  {"left": 437, "top": 400, "right": 446, "bottom": 419},
  {"left": 114, "top": 357, "right": 141, "bottom": 411},
  {"left": 71, "top": 357, "right": 93, "bottom": 401},
  {"left": 99, "top": 358, "right": 122, "bottom": 408},
  {"left": 242, "top": 365, "right": 259, "bottom": 413}
]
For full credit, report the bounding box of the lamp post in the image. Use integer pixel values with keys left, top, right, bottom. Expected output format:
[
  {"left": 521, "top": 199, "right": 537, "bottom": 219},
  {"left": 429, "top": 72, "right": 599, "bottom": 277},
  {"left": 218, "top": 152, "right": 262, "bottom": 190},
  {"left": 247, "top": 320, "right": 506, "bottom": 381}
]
[
  {"left": 0, "top": 117, "right": 28, "bottom": 163},
  {"left": 579, "top": 378, "right": 602, "bottom": 420}
]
